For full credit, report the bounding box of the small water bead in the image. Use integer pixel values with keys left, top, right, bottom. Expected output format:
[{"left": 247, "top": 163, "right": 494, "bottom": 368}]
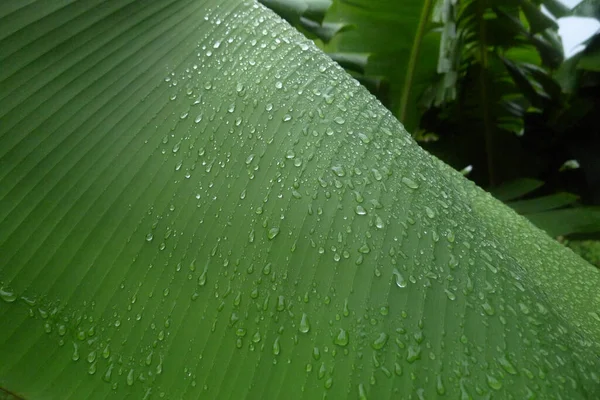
[
  {"left": 358, "top": 132, "right": 370, "bottom": 144},
  {"left": 374, "top": 215, "right": 384, "bottom": 229},
  {"left": 275, "top": 81, "right": 283, "bottom": 89},
  {"left": 145, "top": 233, "right": 154, "bottom": 242},
  {"left": 333, "top": 117, "right": 345, "bottom": 125}
]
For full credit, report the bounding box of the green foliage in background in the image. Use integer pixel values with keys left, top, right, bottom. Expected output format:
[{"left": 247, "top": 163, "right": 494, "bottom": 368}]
[{"left": 1, "top": 0, "right": 600, "bottom": 399}]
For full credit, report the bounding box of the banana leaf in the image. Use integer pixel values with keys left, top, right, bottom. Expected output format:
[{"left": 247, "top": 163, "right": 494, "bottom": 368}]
[{"left": 1, "top": 1, "right": 599, "bottom": 399}]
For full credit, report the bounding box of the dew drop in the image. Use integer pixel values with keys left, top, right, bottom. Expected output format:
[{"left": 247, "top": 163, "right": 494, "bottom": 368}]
[
  {"left": 127, "top": 369, "right": 135, "bottom": 386},
  {"left": 331, "top": 165, "right": 345, "bottom": 177},
  {"left": 267, "top": 227, "right": 280, "bottom": 240},
  {"left": 333, "top": 328, "right": 349, "bottom": 347},
  {"left": 393, "top": 268, "right": 407, "bottom": 288},
  {"left": 401, "top": 177, "right": 419, "bottom": 189},
  {"left": 487, "top": 374, "right": 502, "bottom": 390},
  {"left": 444, "top": 289, "right": 456, "bottom": 301},
  {"left": 406, "top": 345, "right": 421, "bottom": 363},
  {"left": 355, "top": 205, "right": 367, "bottom": 216},
  {"left": 262, "top": 263, "right": 272, "bottom": 275},
  {"left": 272, "top": 337, "right": 281, "bottom": 355},
  {"left": 299, "top": 313, "right": 311, "bottom": 333},
  {"left": 371, "top": 332, "right": 388, "bottom": 350},
  {"left": 358, "top": 383, "right": 367, "bottom": 400},
  {"left": 0, "top": 287, "right": 16, "bottom": 303}
]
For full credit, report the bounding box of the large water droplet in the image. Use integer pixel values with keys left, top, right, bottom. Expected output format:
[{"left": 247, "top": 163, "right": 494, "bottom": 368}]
[
  {"left": 401, "top": 177, "right": 419, "bottom": 189},
  {"left": 393, "top": 268, "right": 407, "bottom": 288},
  {"left": 406, "top": 345, "right": 421, "bottom": 363},
  {"left": 0, "top": 287, "right": 16, "bottom": 303},
  {"left": 358, "top": 383, "right": 367, "bottom": 400},
  {"left": 487, "top": 374, "right": 502, "bottom": 390},
  {"left": 267, "top": 227, "right": 280, "bottom": 240},
  {"left": 262, "top": 263, "right": 272, "bottom": 275},
  {"left": 272, "top": 337, "right": 281, "bottom": 355},
  {"left": 299, "top": 313, "right": 311, "bottom": 333},
  {"left": 371, "top": 332, "right": 388, "bottom": 350},
  {"left": 333, "top": 328, "right": 349, "bottom": 347},
  {"left": 127, "top": 369, "right": 135, "bottom": 386},
  {"left": 498, "top": 354, "right": 517, "bottom": 375},
  {"left": 331, "top": 165, "right": 345, "bottom": 177}
]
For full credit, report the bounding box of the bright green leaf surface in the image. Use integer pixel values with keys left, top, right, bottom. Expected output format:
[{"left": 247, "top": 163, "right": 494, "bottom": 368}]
[{"left": 1, "top": 1, "right": 600, "bottom": 400}]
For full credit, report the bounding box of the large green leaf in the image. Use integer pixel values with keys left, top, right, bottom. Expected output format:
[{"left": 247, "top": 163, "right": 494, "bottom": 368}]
[{"left": 1, "top": 1, "right": 600, "bottom": 399}]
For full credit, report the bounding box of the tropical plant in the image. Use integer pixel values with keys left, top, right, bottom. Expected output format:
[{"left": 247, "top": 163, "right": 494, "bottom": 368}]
[{"left": 1, "top": 1, "right": 600, "bottom": 399}]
